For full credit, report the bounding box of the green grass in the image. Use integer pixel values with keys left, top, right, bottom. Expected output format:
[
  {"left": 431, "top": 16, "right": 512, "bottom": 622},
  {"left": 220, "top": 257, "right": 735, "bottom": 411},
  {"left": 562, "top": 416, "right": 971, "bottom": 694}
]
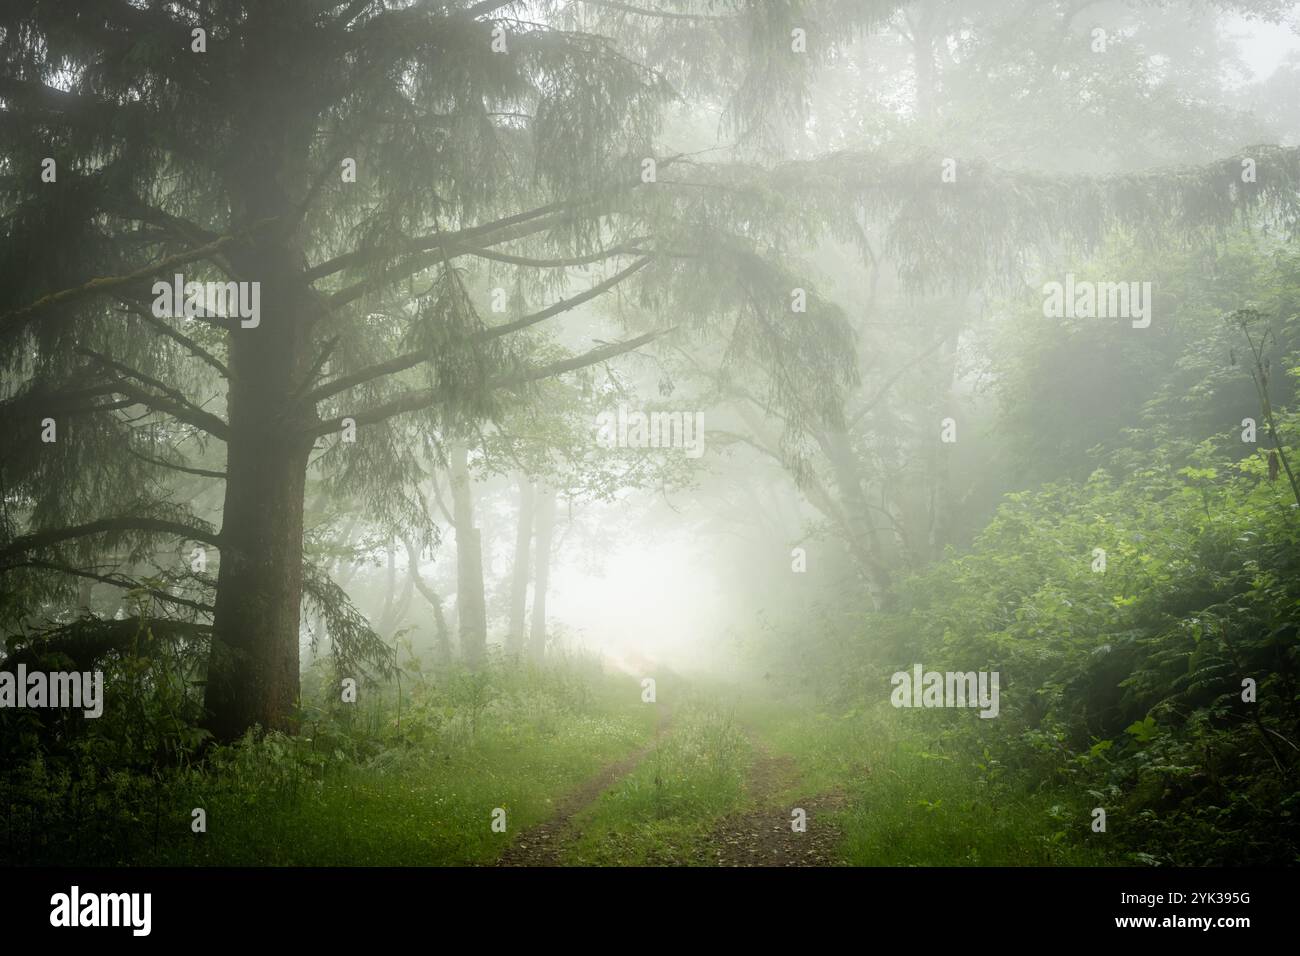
[
  {"left": 560, "top": 702, "right": 750, "bottom": 865},
  {"left": 5, "top": 660, "right": 658, "bottom": 866},
  {"left": 6, "top": 664, "right": 1129, "bottom": 867},
  {"left": 167, "top": 713, "right": 650, "bottom": 865},
  {"left": 743, "top": 696, "right": 1120, "bottom": 866},
  {"left": 176, "top": 676, "right": 654, "bottom": 866}
]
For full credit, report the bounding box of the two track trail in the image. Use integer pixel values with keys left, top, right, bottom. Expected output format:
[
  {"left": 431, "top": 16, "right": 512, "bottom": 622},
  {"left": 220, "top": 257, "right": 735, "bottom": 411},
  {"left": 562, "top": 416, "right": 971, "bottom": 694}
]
[
  {"left": 495, "top": 705, "right": 673, "bottom": 867},
  {"left": 497, "top": 714, "right": 845, "bottom": 867},
  {"left": 698, "top": 737, "right": 846, "bottom": 866}
]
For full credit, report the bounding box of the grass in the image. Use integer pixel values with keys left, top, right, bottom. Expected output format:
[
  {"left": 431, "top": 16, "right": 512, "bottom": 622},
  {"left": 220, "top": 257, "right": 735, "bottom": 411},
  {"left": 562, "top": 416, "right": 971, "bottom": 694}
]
[
  {"left": 3, "top": 658, "right": 658, "bottom": 866},
  {"left": 560, "top": 699, "right": 751, "bottom": 865},
  {"left": 743, "top": 695, "right": 1120, "bottom": 866},
  {"left": 5, "top": 663, "right": 1128, "bottom": 867},
  {"left": 166, "top": 714, "right": 650, "bottom": 866}
]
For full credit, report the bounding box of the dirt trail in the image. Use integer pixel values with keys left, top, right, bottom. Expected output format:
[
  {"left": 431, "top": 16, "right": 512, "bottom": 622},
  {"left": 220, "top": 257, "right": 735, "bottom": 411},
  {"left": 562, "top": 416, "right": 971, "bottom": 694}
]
[
  {"left": 497, "top": 711, "right": 846, "bottom": 867},
  {"left": 700, "top": 737, "right": 846, "bottom": 866},
  {"left": 495, "top": 706, "right": 672, "bottom": 866}
]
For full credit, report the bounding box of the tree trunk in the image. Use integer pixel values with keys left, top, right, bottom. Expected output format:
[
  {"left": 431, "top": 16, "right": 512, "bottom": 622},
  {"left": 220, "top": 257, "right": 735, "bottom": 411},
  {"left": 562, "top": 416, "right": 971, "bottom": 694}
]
[
  {"left": 199, "top": 36, "right": 322, "bottom": 740},
  {"left": 75, "top": 576, "right": 94, "bottom": 613},
  {"left": 911, "top": 1, "right": 939, "bottom": 122},
  {"left": 928, "top": 333, "right": 958, "bottom": 560},
  {"left": 379, "top": 560, "right": 416, "bottom": 639},
  {"left": 204, "top": 222, "right": 316, "bottom": 741},
  {"left": 205, "top": 384, "right": 312, "bottom": 741},
  {"left": 403, "top": 536, "right": 452, "bottom": 669},
  {"left": 529, "top": 485, "right": 557, "bottom": 663},
  {"left": 376, "top": 538, "right": 397, "bottom": 631},
  {"left": 507, "top": 476, "right": 535, "bottom": 657},
  {"left": 449, "top": 441, "right": 487, "bottom": 664},
  {"left": 823, "top": 425, "right": 895, "bottom": 610}
]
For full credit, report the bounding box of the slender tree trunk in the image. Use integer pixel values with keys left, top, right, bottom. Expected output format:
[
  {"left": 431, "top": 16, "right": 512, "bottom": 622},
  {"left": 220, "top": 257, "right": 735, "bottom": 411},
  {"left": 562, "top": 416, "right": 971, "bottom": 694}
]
[
  {"left": 449, "top": 441, "right": 487, "bottom": 664},
  {"left": 377, "top": 545, "right": 416, "bottom": 639},
  {"left": 76, "top": 577, "right": 93, "bottom": 613},
  {"left": 507, "top": 476, "right": 535, "bottom": 657},
  {"left": 376, "top": 538, "right": 397, "bottom": 630},
  {"left": 823, "top": 426, "right": 895, "bottom": 610},
  {"left": 529, "top": 485, "right": 557, "bottom": 663},
  {"left": 911, "top": 1, "right": 939, "bottom": 122},
  {"left": 403, "top": 537, "right": 452, "bottom": 668}
]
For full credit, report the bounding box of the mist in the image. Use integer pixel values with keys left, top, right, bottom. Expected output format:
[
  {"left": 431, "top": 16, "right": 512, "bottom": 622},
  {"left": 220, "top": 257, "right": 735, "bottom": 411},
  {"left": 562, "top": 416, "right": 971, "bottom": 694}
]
[{"left": 2, "top": 1, "right": 1299, "bottom": 908}]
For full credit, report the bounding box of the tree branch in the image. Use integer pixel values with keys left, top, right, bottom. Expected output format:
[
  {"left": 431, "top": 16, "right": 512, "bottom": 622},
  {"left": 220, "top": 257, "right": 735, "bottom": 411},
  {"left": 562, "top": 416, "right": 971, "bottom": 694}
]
[
  {"left": 304, "top": 328, "right": 671, "bottom": 438},
  {"left": 576, "top": 1, "right": 736, "bottom": 21},
  {"left": 122, "top": 300, "right": 231, "bottom": 377},
  {"left": 498, "top": 326, "right": 671, "bottom": 387},
  {"left": 1, "top": 218, "right": 277, "bottom": 330},
  {"left": 75, "top": 349, "right": 231, "bottom": 440},
  {"left": 848, "top": 332, "right": 951, "bottom": 429},
  {"left": 303, "top": 258, "right": 653, "bottom": 407},
  {"left": 124, "top": 445, "right": 226, "bottom": 480},
  {"left": 482, "top": 256, "right": 652, "bottom": 340},
  {"left": 0, "top": 517, "right": 222, "bottom": 568},
  {"left": 16, "top": 560, "right": 216, "bottom": 614}
]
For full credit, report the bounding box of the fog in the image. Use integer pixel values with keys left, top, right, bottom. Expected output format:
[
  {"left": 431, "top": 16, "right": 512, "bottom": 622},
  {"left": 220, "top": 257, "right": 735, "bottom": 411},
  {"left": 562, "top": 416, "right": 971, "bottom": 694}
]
[{"left": 4, "top": 0, "right": 1299, "bottom": 880}]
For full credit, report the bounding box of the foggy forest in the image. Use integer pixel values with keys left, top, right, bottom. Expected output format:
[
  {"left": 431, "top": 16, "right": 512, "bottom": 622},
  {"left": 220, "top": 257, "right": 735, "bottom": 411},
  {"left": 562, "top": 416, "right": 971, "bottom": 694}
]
[{"left": 2, "top": 0, "right": 1299, "bottom": 885}]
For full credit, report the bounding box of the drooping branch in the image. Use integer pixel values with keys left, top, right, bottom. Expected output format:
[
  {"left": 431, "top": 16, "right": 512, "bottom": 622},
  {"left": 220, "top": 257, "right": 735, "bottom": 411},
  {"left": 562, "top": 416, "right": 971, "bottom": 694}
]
[
  {"left": 0, "top": 234, "right": 239, "bottom": 329},
  {"left": 122, "top": 300, "right": 231, "bottom": 377},
  {"left": 320, "top": 209, "right": 610, "bottom": 312},
  {"left": 0, "top": 218, "right": 278, "bottom": 330},
  {"left": 76, "top": 348, "right": 230, "bottom": 440},
  {"left": 0, "top": 77, "right": 117, "bottom": 117},
  {"left": 300, "top": 350, "right": 430, "bottom": 409},
  {"left": 304, "top": 157, "right": 686, "bottom": 287},
  {"left": 16, "top": 559, "right": 216, "bottom": 614},
  {"left": 103, "top": 193, "right": 222, "bottom": 248},
  {"left": 71, "top": 365, "right": 229, "bottom": 441},
  {"left": 462, "top": 239, "right": 648, "bottom": 269},
  {"left": 0, "top": 516, "right": 222, "bottom": 569},
  {"left": 575, "top": 0, "right": 738, "bottom": 21},
  {"left": 848, "top": 332, "right": 952, "bottom": 428},
  {"left": 304, "top": 327, "right": 671, "bottom": 438},
  {"left": 304, "top": 197, "right": 577, "bottom": 283},
  {"left": 482, "top": 257, "right": 653, "bottom": 340},
  {"left": 498, "top": 326, "right": 671, "bottom": 387},
  {"left": 0, "top": 617, "right": 213, "bottom": 671},
  {"left": 124, "top": 445, "right": 227, "bottom": 481},
  {"left": 302, "top": 257, "right": 653, "bottom": 407}
]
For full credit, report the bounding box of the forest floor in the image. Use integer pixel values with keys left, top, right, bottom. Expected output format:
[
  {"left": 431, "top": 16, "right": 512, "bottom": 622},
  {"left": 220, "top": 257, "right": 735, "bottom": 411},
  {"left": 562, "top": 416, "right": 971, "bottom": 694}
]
[
  {"left": 697, "top": 736, "right": 847, "bottom": 867},
  {"left": 5, "top": 671, "right": 1119, "bottom": 866},
  {"left": 490, "top": 688, "right": 1120, "bottom": 867},
  {"left": 496, "top": 704, "right": 675, "bottom": 866},
  {"left": 497, "top": 710, "right": 847, "bottom": 867}
]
